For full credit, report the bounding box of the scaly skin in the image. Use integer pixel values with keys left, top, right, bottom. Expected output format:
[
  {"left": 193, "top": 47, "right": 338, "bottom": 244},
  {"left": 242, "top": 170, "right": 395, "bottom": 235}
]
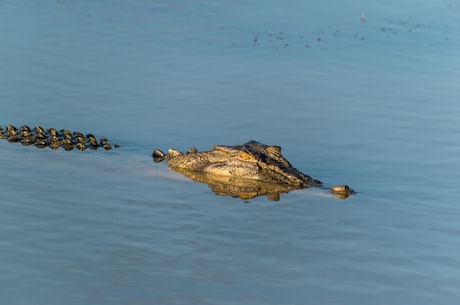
[
  {"left": 1, "top": 126, "right": 354, "bottom": 200},
  {"left": 0, "top": 124, "right": 118, "bottom": 151},
  {"left": 153, "top": 140, "right": 355, "bottom": 200}
]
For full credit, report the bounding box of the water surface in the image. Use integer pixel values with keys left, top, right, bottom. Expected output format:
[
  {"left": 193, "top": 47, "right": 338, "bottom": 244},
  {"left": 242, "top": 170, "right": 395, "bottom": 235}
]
[{"left": 1, "top": 0, "right": 460, "bottom": 304}]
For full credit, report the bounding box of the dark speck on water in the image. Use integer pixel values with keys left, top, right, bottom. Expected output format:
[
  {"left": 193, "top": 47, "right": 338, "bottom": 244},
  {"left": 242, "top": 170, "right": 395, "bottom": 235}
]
[{"left": 1, "top": 0, "right": 460, "bottom": 304}]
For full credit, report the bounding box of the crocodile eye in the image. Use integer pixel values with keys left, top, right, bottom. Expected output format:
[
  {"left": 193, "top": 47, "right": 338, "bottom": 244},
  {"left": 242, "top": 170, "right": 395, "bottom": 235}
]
[{"left": 239, "top": 151, "right": 254, "bottom": 160}]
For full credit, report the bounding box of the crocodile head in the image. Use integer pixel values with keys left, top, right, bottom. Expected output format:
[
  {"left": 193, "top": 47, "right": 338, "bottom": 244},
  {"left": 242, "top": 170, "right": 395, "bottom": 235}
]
[
  {"left": 159, "top": 141, "right": 320, "bottom": 187},
  {"left": 153, "top": 141, "right": 354, "bottom": 200}
]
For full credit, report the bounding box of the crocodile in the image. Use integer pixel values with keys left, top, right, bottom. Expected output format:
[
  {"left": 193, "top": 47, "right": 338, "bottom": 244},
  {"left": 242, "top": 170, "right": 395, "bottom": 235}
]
[
  {"left": 1, "top": 125, "right": 354, "bottom": 200},
  {"left": 153, "top": 140, "right": 355, "bottom": 200},
  {"left": 0, "top": 124, "right": 119, "bottom": 151}
]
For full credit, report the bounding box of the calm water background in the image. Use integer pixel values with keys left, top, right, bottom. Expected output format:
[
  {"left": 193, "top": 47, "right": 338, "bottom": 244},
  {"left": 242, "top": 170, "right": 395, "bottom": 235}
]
[{"left": 1, "top": 0, "right": 460, "bottom": 304}]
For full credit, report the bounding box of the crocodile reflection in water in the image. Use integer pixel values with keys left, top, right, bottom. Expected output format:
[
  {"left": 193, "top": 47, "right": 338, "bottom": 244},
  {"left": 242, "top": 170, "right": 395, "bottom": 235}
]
[
  {"left": 153, "top": 140, "right": 355, "bottom": 200},
  {"left": 0, "top": 125, "right": 354, "bottom": 201}
]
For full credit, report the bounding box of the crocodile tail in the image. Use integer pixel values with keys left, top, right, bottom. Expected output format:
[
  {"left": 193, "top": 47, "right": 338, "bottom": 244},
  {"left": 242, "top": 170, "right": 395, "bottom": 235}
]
[{"left": 0, "top": 124, "right": 119, "bottom": 151}]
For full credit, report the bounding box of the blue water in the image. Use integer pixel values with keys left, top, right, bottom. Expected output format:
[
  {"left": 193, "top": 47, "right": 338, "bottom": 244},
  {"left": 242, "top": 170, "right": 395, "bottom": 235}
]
[{"left": 1, "top": 0, "right": 460, "bottom": 304}]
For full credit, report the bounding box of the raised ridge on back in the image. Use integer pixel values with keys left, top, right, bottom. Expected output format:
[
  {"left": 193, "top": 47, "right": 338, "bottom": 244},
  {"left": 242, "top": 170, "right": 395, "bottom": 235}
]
[
  {"left": 1, "top": 126, "right": 355, "bottom": 200},
  {"left": 0, "top": 124, "right": 118, "bottom": 151}
]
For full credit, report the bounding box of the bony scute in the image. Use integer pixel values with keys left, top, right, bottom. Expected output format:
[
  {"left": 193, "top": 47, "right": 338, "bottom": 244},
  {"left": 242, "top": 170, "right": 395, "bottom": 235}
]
[
  {"left": 0, "top": 124, "right": 118, "bottom": 151},
  {"left": 153, "top": 140, "right": 355, "bottom": 200}
]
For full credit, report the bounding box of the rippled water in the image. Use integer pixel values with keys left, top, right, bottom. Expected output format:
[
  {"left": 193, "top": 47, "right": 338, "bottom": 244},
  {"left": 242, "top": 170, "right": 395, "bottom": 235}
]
[{"left": 1, "top": 0, "right": 460, "bottom": 304}]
